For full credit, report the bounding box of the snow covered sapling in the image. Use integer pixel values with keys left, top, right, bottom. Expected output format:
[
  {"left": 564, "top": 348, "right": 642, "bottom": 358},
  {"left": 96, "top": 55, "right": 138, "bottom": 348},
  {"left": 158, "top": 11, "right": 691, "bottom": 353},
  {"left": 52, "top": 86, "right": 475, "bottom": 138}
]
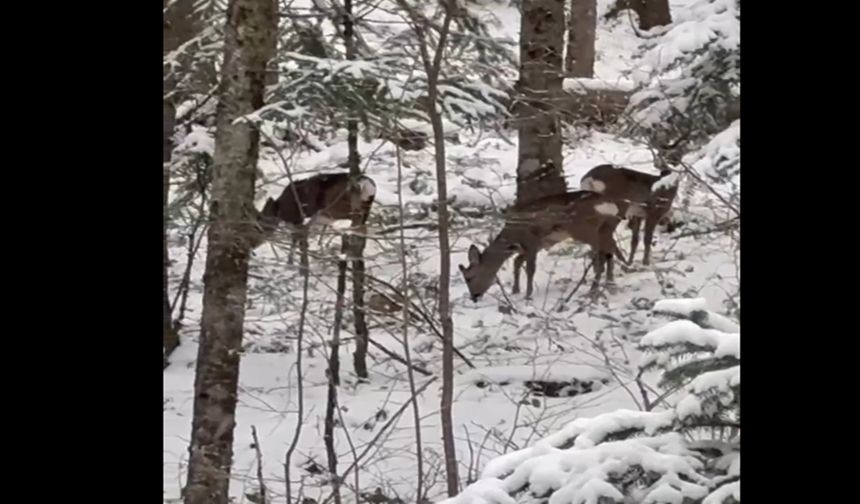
[{"left": 441, "top": 297, "right": 740, "bottom": 504}]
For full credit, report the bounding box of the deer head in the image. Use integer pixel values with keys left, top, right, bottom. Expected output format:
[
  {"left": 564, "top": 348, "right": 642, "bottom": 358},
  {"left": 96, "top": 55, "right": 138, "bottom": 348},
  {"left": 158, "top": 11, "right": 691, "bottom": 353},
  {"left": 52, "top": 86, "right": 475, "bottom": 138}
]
[{"left": 459, "top": 242, "right": 522, "bottom": 302}]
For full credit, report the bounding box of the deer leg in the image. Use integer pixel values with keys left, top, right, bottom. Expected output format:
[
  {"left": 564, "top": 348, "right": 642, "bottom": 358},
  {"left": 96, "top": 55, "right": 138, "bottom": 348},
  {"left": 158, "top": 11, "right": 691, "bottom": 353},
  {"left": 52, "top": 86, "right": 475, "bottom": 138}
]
[
  {"left": 525, "top": 251, "right": 538, "bottom": 300},
  {"left": 643, "top": 215, "right": 659, "bottom": 266},
  {"left": 288, "top": 230, "right": 298, "bottom": 265},
  {"left": 512, "top": 254, "right": 526, "bottom": 294},
  {"left": 590, "top": 248, "right": 604, "bottom": 292},
  {"left": 629, "top": 217, "right": 642, "bottom": 265},
  {"left": 317, "top": 224, "right": 327, "bottom": 249},
  {"left": 605, "top": 252, "right": 615, "bottom": 284}
]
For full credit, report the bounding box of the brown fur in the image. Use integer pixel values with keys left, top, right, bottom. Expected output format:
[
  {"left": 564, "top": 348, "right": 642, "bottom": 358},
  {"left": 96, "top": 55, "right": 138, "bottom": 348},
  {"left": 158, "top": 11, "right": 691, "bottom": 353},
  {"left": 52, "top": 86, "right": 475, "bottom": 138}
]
[
  {"left": 580, "top": 164, "right": 679, "bottom": 265},
  {"left": 459, "top": 191, "right": 627, "bottom": 301}
]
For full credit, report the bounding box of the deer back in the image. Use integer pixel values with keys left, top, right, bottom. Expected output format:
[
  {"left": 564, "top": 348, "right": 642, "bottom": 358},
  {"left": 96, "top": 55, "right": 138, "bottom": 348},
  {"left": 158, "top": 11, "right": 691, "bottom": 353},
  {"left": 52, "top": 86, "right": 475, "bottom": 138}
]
[
  {"left": 581, "top": 164, "right": 678, "bottom": 213},
  {"left": 274, "top": 172, "right": 376, "bottom": 226},
  {"left": 504, "top": 190, "right": 623, "bottom": 251}
]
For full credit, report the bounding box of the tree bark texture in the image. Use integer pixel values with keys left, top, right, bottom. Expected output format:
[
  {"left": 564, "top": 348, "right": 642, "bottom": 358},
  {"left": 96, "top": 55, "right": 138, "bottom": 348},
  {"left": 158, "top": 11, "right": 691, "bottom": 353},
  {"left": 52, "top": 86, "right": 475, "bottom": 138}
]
[
  {"left": 632, "top": 0, "right": 672, "bottom": 30},
  {"left": 516, "top": 0, "right": 568, "bottom": 205},
  {"left": 343, "top": 0, "right": 370, "bottom": 380},
  {"left": 425, "top": 7, "right": 460, "bottom": 496},
  {"left": 565, "top": 0, "right": 597, "bottom": 77},
  {"left": 164, "top": 100, "right": 179, "bottom": 365},
  {"left": 163, "top": 0, "right": 199, "bottom": 364},
  {"left": 183, "top": 0, "right": 276, "bottom": 503},
  {"left": 325, "top": 254, "right": 348, "bottom": 504}
]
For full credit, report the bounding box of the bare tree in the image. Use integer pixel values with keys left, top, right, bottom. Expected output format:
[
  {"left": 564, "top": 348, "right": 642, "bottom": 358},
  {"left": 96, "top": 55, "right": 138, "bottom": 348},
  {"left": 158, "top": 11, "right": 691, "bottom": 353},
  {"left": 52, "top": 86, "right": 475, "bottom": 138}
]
[
  {"left": 565, "top": 0, "right": 597, "bottom": 77},
  {"left": 183, "top": 0, "right": 277, "bottom": 503},
  {"left": 343, "top": 0, "right": 371, "bottom": 381},
  {"left": 425, "top": 4, "right": 459, "bottom": 497},
  {"left": 516, "top": 0, "right": 568, "bottom": 204},
  {"left": 393, "top": 0, "right": 461, "bottom": 495}
]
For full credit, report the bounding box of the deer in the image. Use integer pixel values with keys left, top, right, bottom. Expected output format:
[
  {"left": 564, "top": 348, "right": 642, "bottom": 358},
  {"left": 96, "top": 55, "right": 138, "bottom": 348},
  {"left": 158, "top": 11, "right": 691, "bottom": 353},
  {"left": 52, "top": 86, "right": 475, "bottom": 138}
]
[
  {"left": 252, "top": 171, "right": 377, "bottom": 263},
  {"left": 458, "top": 191, "right": 628, "bottom": 302},
  {"left": 580, "top": 164, "right": 680, "bottom": 266}
]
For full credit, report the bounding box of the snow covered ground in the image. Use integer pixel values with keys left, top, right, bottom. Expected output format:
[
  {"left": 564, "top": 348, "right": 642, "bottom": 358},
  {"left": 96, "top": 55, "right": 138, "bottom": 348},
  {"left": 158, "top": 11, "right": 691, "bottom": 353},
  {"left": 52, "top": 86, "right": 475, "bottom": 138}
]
[{"left": 163, "top": 1, "right": 739, "bottom": 502}]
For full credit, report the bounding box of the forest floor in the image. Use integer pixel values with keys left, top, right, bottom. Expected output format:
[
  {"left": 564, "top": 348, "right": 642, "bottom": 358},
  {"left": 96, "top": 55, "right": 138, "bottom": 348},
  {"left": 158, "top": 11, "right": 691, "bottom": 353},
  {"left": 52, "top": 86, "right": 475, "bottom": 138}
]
[{"left": 163, "top": 1, "right": 739, "bottom": 502}]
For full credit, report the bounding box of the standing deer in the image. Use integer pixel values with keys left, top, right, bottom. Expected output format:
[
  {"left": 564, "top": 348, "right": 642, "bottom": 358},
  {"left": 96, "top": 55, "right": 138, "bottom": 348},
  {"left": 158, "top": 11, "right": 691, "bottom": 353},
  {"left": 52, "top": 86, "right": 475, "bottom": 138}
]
[
  {"left": 458, "top": 191, "right": 628, "bottom": 301},
  {"left": 252, "top": 172, "right": 377, "bottom": 262},
  {"left": 580, "top": 164, "right": 680, "bottom": 266}
]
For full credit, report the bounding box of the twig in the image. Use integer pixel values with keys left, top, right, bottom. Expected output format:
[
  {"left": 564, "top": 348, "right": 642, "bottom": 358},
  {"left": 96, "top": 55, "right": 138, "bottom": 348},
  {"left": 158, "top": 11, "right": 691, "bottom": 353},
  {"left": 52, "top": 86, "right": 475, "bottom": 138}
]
[
  {"left": 367, "top": 337, "right": 432, "bottom": 376},
  {"left": 321, "top": 377, "right": 439, "bottom": 504},
  {"left": 344, "top": 377, "right": 437, "bottom": 479},
  {"left": 251, "top": 425, "right": 267, "bottom": 504},
  {"left": 284, "top": 236, "right": 310, "bottom": 504},
  {"left": 555, "top": 258, "right": 594, "bottom": 312},
  {"left": 395, "top": 141, "right": 427, "bottom": 502}
]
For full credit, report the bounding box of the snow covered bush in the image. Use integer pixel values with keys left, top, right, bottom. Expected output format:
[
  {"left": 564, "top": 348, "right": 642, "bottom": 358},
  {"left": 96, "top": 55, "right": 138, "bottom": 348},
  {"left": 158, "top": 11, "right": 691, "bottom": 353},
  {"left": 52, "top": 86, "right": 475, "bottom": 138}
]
[
  {"left": 442, "top": 298, "right": 740, "bottom": 504},
  {"left": 624, "top": 0, "right": 740, "bottom": 151}
]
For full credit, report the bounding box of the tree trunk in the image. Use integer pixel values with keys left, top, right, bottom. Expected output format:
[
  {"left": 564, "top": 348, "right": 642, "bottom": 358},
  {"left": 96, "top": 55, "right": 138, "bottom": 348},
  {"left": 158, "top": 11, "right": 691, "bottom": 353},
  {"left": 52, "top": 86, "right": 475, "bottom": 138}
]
[
  {"left": 183, "top": 0, "right": 276, "bottom": 503},
  {"left": 343, "top": 0, "right": 370, "bottom": 381},
  {"left": 325, "top": 253, "right": 347, "bottom": 504},
  {"left": 516, "top": 0, "right": 567, "bottom": 205},
  {"left": 164, "top": 100, "right": 179, "bottom": 366},
  {"left": 632, "top": 0, "right": 672, "bottom": 30},
  {"left": 565, "top": 0, "right": 597, "bottom": 77},
  {"left": 163, "top": 0, "right": 207, "bottom": 366},
  {"left": 423, "top": 7, "right": 459, "bottom": 497}
]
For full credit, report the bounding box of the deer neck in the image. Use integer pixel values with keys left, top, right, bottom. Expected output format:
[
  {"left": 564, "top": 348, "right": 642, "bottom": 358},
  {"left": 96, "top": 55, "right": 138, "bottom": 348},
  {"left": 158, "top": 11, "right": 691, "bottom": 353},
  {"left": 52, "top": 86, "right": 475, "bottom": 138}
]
[{"left": 478, "top": 232, "right": 520, "bottom": 276}]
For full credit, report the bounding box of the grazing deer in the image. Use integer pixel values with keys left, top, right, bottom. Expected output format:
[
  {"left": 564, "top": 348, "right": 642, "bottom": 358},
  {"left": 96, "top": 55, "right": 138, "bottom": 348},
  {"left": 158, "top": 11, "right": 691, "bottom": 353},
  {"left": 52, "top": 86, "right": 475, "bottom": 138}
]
[
  {"left": 458, "top": 191, "right": 628, "bottom": 301},
  {"left": 580, "top": 164, "right": 680, "bottom": 266},
  {"left": 252, "top": 172, "right": 377, "bottom": 262}
]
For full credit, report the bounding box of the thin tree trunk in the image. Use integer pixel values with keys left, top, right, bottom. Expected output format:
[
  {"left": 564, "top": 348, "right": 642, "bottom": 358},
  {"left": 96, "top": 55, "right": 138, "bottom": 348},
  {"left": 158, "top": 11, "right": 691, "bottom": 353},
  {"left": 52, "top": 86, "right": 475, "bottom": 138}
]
[
  {"left": 284, "top": 235, "right": 309, "bottom": 503},
  {"left": 183, "top": 0, "right": 276, "bottom": 503},
  {"left": 565, "top": 0, "right": 597, "bottom": 77},
  {"left": 395, "top": 143, "right": 425, "bottom": 500},
  {"left": 343, "top": 0, "right": 370, "bottom": 381},
  {"left": 164, "top": 100, "right": 179, "bottom": 367},
  {"left": 326, "top": 249, "right": 348, "bottom": 504},
  {"left": 420, "top": 4, "right": 459, "bottom": 497},
  {"left": 516, "top": 0, "right": 567, "bottom": 205},
  {"left": 163, "top": 0, "right": 198, "bottom": 365}
]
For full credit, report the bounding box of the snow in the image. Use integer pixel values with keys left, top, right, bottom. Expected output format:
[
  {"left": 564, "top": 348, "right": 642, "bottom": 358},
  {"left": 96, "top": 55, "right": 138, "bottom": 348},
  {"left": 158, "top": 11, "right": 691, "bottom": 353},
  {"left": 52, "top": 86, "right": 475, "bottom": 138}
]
[
  {"left": 703, "top": 481, "right": 740, "bottom": 504},
  {"left": 174, "top": 125, "right": 215, "bottom": 156},
  {"left": 563, "top": 78, "right": 636, "bottom": 94},
  {"left": 654, "top": 297, "right": 740, "bottom": 333},
  {"left": 640, "top": 0, "right": 740, "bottom": 75},
  {"left": 652, "top": 172, "right": 680, "bottom": 191},
  {"left": 641, "top": 320, "right": 740, "bottom": 358}
]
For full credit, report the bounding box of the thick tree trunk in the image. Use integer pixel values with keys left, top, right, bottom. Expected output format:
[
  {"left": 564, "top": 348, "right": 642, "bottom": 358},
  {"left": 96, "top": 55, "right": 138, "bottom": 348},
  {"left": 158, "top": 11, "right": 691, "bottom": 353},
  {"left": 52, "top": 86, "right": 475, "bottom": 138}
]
[
  {"left": 183, "top": 0, "right": 276, "bottom": 503},
  {"left": 516, "top": 0, "right": 568, "bottom": 205},
  {"left": 565, "top": 0, "right": 597, "bottom": 78},
  {"left": 632, "top": 0, "right": 672, "bottom": 30}
]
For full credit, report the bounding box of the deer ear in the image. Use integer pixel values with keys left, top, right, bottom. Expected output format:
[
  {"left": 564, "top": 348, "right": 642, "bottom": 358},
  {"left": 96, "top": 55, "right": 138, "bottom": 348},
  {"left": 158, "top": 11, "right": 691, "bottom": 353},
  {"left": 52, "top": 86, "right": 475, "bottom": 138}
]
[{"left": 468, "top": 245, "right": 481, "bottom": 265}]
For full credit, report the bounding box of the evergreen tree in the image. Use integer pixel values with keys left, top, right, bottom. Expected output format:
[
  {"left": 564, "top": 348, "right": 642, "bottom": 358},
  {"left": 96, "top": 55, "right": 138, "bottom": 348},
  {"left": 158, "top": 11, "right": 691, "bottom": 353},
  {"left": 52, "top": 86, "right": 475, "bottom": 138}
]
[{"left": 441, "top": 298, "right": 740, "bottom": 504}]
